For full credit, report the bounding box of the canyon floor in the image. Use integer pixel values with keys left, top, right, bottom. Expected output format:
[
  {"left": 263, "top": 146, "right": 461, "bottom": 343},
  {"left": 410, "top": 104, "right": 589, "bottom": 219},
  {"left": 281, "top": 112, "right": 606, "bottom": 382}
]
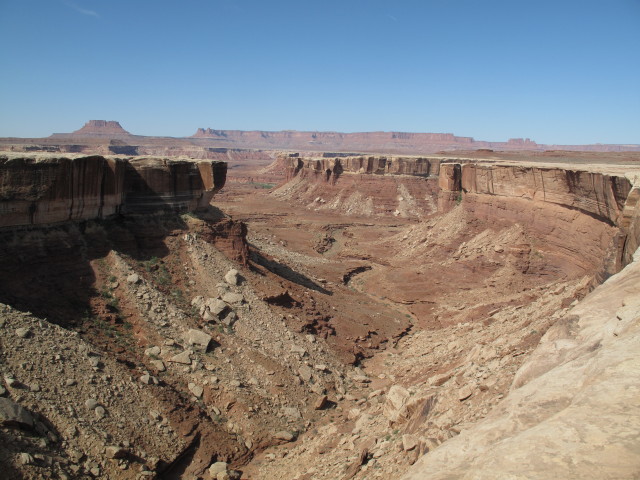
[{"left": 1, "top": 150, "right": 639, "bottom": 479}]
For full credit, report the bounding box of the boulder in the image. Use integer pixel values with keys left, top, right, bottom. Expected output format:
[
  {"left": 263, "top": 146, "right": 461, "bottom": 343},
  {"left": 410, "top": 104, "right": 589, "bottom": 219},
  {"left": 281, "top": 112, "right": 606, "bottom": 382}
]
[
  {"left": 402, "top": 434, "right": 419, "bottom": 451},
  {"left": 105, "top": 446, "right": 128, "bottom": 459},
  {"left": 222, "top": 312, "right": 237, "bottom": 326},
  {"left": 314, "top": 395, "right": 329, "bottom": 410},
  {"left": 188, "top": 383, "right": 204, "bottom": 398},
  {"left": 222, "top": 292, "right": 244, "bottom": 304},
  {"left": 273, "top": 430, "right": 295, "bottom": 442},
  {"left": 144, "top": 346, "right": 161, "bottom": 357},
  {"left": 205, "top": 299, "right": 229, "bottom": 320},
  {"left": 15, "top": 327, "right": 31, "bottom": 339},
  {"left": 0, "top": 398, "right": 35, "bottom": 429},
  {"left": 224, "top": 269, "right": 240, "bottom": 285},
  {"left": 429, "top": 371, "right": 453, "bottom": 387},
  {"left": 458, "top": 386, "right": 473, "bottom": 401},
  {"left": 169, "top": 350, "right": 192, "bottom": 365},
  {"left": 185, "top": 329, "right": 212, "bottom": 351},
  {"left": 282, "top": 407, "right": 302, "bottom": 419},
  {"left": 150, "top": 360, "right": 166, "bottom": 372},
  {"left": 383, "top": 385, "right": 410, "bottom": 423},
  {"left": 298, "top": 365, "right": 313, "bottom": 382},
  {"left": 208, "top": 462, "right": 228, "bottom": 477}
]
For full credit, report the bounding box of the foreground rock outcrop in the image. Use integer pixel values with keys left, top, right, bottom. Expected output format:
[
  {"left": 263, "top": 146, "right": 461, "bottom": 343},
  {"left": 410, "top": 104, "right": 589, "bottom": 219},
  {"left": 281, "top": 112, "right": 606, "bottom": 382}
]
[{"left": 402, "top": 246, "right": 640, "bottom": 480}]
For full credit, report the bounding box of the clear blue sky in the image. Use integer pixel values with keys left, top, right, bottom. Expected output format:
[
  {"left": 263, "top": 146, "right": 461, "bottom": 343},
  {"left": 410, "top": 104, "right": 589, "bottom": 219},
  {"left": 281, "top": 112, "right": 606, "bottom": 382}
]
[{"left": 1, "top": 0, "right": 638, "bottom": 144}]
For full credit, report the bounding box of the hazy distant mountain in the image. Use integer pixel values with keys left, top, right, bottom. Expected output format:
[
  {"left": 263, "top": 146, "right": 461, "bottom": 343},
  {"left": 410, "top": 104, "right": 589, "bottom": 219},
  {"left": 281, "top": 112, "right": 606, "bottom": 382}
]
[{"left": 31, "top": 120, "right": 640, "bottom": 154}]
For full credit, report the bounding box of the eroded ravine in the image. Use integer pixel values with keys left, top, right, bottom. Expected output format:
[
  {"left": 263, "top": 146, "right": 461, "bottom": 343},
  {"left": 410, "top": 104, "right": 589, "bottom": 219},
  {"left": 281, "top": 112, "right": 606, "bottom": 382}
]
[
  {"left": 1, "top": 152, "right": 640, "bottom": 480},
  {"left": 222, "top": 154, "right": 640, "bottom": 479}
]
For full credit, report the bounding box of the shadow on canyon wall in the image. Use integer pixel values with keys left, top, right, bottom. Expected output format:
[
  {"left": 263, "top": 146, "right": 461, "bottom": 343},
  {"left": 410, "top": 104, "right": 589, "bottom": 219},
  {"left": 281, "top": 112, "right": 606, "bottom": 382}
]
[{"left": 0, "top": 166, "right": 220, "bottom": 329}]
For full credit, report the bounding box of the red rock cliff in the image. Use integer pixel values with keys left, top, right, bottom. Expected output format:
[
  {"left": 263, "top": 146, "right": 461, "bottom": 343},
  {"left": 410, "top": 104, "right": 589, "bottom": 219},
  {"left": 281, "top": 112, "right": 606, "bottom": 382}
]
[
  {"left": 277, "top": 155, "right": 442, "bottom": 218},
  {"left": 437, "top": 163, "right": 637, "bottom": 272},
  {"left": 281, "top": 155, "right": 640, "bottom": 275},
  {"left": 0, "top": 154, "right": 226, "bottom": 227}
]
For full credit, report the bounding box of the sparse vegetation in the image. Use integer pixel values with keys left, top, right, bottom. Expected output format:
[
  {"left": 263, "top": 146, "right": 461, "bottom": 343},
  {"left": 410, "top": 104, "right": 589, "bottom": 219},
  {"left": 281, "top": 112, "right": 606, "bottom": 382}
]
[
  {"left": 248, "top": 182, "right": 276, "bottom": 189},
  {"left": 141, "top": 256, "right": 172, "bottom": 286}
]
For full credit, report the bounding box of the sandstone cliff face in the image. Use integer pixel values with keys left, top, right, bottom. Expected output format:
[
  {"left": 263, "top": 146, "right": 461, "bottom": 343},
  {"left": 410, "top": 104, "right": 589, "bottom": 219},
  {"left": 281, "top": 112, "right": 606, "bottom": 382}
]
[
  {"left": 287, "top": 155, "right": 440, "bottom": 181},
  {"left": 280, "top": 155, "right": 640, "bottom": 277},
  {"left": 437, "top": 163, "right": 636, "bottom": 274},
  {"left": 276, "top": 155, "right": 442, "bottom": 218},
  {"left": 619, "top": 180, "right": 640, "bottom": 265},
  {"left": 0, "top": 154, "right": 226, "bottom": 227},
  {"left": 439, "top": 163, "right": 631, "bottom": 225}
]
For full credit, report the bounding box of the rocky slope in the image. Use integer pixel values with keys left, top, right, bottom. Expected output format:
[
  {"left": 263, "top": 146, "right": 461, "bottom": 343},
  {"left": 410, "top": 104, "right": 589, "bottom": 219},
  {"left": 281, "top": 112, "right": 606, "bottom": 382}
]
[
  {"left": 0, "top": 153, "right": 397, "bottom": 479},
  {"left": 402, "top": 246, "right": 640, "bottom": 480}
]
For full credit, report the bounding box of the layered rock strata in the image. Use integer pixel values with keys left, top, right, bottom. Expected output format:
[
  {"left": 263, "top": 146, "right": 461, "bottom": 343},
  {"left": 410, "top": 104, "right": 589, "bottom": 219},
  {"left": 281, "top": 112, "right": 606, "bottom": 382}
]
[
  {"left": 280, "top": 155, "right": 640, "bottom": 277},
  {"left": 438, "top": 163, "right": 638, "bottom": 274},
  {"left": 276, "top": 155, "right": 444, "bottom": 218},
  {"left": 286, "top": 155, "right": 440, "bottom": 181},
  {"left": 0, "top": 154, "right": 226, "bottom": 227}
]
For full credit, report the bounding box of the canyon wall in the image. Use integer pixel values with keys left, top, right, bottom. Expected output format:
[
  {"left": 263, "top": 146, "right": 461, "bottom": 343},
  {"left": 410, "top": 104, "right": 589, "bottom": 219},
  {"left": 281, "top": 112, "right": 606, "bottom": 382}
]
[
  {"left": 286, "top": 154, "right": 440, "bottom": 180},
  {"left": 0, "top": 154, "right": 227, "bottom": 228},
  {"left": 438, "top": 163, "right": 631, "bottom": 225},
  {"left": 438, "top": 163, "right": 638, "bottom": 274},
  {"left": 275, "top": 155, "right": 444, "bottom": 218},
  {"left": 280, "top": 155, "right": 640, "bottom": 277}
]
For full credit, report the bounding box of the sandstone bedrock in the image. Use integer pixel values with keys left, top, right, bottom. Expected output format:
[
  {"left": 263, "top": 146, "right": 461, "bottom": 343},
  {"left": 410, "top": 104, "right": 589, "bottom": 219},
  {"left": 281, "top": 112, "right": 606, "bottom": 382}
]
[{"left": 0, "top": 153, "right": 227, "bottom": 227}]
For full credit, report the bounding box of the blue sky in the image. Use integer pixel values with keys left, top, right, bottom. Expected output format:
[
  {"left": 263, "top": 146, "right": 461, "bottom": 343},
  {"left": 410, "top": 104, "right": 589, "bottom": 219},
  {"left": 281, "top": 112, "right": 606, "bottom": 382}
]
[{"left": 0, "top": 0, "right": 638, "bottom": 144}]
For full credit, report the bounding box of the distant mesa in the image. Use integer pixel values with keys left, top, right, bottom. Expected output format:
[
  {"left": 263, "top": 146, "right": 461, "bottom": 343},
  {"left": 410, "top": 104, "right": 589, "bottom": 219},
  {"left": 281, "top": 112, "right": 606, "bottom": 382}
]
[
  {"left": 72, "top": 120, "right": 131, "bottom": 136},
  {"left": 50, "top": 120, "right": 132, "bottom": 138},
  {"left": 18, "top": 122, "right": 640, "bottom": 154},
  {"left": 189, "top": 128, "right": 640, "bottom": 153},
  {"left": 193, "top": 128, "right": 228, "bottom": 138}
]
